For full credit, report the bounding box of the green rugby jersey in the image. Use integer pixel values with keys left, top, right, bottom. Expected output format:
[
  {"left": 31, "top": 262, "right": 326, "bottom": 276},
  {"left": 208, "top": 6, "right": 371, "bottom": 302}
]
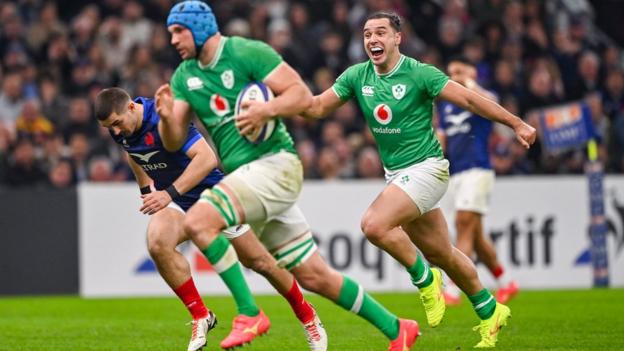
[
  {"left": 332, "top": 55, "right": 448, "bottom": 170},
  {"left": 170, "top": 36, "right": 296, "bottom": 173}
]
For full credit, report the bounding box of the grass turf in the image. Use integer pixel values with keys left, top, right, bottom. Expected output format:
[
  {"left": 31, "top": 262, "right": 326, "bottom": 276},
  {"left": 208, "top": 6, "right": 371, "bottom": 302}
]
[{"left": 1, "top": 289, "right": 623, "bottom": 350}]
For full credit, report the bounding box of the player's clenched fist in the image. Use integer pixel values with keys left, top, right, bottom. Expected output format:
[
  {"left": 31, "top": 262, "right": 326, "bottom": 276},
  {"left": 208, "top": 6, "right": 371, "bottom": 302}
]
[
  {"left": 514, "top": 121, "right": 537, "bottom": 149},
  {"left": 155, "top": 84, "right": 174, "bottom": 121}
]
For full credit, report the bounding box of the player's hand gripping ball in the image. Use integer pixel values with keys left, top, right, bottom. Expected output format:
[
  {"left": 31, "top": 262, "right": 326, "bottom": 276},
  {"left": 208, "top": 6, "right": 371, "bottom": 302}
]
[{"left": 234, "top": 82, "right": 276, "bottom": 144}]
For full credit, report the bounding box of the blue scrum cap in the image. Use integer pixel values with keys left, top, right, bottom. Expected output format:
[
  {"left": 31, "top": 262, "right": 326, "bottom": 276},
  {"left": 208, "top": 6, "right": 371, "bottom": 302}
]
[{"left": 167, "top": 1, "right": 218, "bottom": 49}]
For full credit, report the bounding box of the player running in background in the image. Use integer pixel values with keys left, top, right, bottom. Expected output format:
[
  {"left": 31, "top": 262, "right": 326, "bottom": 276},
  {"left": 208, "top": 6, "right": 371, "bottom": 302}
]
[
  {"left": 437, "top": 58, "right": 519, "bottom": 306},
  {"left": 94, "top": 87, "right": 322, "bottom": 351},
  {"left": 296, "top": 12, "right": 536, "bottom": 348},
  {"left": 156, "top": 2, "right": 420, "bottom": 350}
]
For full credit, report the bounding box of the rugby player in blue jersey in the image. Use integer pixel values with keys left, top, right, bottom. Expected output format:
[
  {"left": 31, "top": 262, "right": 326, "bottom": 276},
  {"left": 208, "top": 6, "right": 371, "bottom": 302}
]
[{"left": 437, "top": 58, "right": 519, "bottom": 306}]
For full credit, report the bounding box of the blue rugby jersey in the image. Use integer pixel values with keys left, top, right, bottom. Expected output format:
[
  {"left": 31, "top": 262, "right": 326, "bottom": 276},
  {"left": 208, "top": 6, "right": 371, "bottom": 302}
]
[
  {"left": 111, "top": 97, "right": 223, "bottom": 210},
  {"left": 437, "top": 100, "right": 493, "bottom": 175}
]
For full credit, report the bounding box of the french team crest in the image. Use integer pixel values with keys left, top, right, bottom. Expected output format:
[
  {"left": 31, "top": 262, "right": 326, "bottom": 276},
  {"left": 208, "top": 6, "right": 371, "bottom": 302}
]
[
  {"left": 144, "top": 132, "right": 155, "bottom": 146},
  {"left": 221, "top": 69, "right": 234, "bottom": 89},
  {"left": 392, "top": 84, "right": 406, "bottom": 100}
]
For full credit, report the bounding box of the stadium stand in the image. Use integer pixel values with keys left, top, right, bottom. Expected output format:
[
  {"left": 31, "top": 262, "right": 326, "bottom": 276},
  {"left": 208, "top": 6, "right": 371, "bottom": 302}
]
[{"left": 1, "top": 0, "right": 623, "bottom": 188}]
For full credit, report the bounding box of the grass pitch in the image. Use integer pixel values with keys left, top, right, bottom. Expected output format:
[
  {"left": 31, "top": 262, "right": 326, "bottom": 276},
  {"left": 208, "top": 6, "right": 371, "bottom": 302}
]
[{"left": 1, "top": 289, "right": 623, "bottom": 350}]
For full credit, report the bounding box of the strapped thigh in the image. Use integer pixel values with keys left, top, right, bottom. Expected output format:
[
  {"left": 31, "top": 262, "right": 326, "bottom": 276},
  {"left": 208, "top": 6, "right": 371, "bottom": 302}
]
[
  {"left": 255, "top": 205, "right": 316, "bottom": 270},
  {"left": 198, "top": 186, "right": 241, "bottom": 227}
]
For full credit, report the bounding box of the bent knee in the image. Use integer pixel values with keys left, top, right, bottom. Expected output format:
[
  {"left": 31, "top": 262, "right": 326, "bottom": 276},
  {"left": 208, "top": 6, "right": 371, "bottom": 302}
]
[
  {"left": 182, "top": 215, "right": 203, "bottom": 238},
  {"left": 182, "top": 216, "right": 220, "bottom": 248},
  {"left": 360, "top": 214, "right": 389, "bottom": 242},
  {"left": 146, "top": 233, "right": 176, "bottom": 258}
]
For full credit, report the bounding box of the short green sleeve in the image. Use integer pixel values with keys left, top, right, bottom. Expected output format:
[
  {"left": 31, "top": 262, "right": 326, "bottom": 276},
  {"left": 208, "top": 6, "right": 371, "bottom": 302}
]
[
  {"left": 170, "top": 66, "right": 188, "bottom": 102},
  {"left": 420, "top": 64, "right": 449, "bottom": 98},
  {"left": 234, "top": 38, "right": 283, "bottom": 81},
  {"left": 332, "top": 66, "right": 356, "bottom": 101}
]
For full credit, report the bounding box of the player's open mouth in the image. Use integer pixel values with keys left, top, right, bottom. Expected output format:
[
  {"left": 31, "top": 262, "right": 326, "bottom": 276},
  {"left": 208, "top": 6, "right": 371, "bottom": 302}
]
[{"left": 370, "top": 46, "right": 384, "bottom": 58}]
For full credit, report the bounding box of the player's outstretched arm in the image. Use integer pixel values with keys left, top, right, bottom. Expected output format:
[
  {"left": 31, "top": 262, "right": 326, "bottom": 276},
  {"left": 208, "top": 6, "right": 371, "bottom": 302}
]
[
  {"left": 451, "top": 73, "right": 498, "bottom": 102},
  {"left": 155, "top": 84, "right": 193, "bottom": 151},
  {"left": 301, "top": 88, "right": 346, "bottom": 120},
  {"left": 438, "top": 81, "right": 537, "bottom": 148},
  {"left": 235, "top": 62, "right": 312, "bottom": 135}
]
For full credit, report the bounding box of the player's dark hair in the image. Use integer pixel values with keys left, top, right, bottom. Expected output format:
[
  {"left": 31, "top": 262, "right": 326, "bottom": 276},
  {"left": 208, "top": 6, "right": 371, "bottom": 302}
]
[
  {"left": 94, "top": 87, "right": 131, "bottom": 121},
  {"left": 448, "top": 55, "right": 475, "bottom": 68},
  {"left": 366, "top": 11, "right": 402, "bottom": 32}
]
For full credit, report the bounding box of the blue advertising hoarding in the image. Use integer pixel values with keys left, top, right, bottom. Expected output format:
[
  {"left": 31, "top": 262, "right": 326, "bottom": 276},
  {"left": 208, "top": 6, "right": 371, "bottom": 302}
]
[{"left": 537, "top": 102, "right": 595, "bottom": 153}]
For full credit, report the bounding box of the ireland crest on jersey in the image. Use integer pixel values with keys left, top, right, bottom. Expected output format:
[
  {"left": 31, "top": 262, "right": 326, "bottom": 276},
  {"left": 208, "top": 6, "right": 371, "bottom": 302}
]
[
  {"left": 392, "top": 84, "right": 406, "bottom": 100},
  {"left": 221, "top": 69, "right": 234, "bottom": 89}
]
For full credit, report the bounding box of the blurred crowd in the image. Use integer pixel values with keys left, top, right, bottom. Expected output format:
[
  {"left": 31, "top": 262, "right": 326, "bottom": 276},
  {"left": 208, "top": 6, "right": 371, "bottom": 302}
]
[{"left": 1, "top": 0, "right": 624, "bottom": 189}]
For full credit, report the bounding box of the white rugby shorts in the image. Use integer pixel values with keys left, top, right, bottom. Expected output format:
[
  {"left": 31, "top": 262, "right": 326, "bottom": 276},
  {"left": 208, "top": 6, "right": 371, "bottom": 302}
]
[
  {"left": 209, "top": 151, "right": 316, "bottom": 268},
  {"left": 448, "top": 168, "right": 495, "bottom": 214},
  {"left": 385, "top": 157, "right": 450, "bottom": 215}
]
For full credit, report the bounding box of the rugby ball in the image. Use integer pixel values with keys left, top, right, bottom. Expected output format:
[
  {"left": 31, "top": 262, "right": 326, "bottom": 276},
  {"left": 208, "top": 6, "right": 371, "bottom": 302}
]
[{"left": 235, "top": 82, "right": 277, "bottom": 144}]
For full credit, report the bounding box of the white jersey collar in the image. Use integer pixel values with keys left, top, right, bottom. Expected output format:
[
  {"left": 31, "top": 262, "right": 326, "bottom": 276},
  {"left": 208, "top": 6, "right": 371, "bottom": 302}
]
[
  {"left": 375, "top": 54, "right": 405, "bottom": 78},
  {"left": 198, "top": 36, "right": 228, "bottom": 70}
]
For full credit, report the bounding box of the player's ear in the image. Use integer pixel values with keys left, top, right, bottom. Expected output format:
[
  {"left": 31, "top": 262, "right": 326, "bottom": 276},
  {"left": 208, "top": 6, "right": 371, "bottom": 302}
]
[
  {"left": 395, "top": 31, "right": 402, "bottom": 46},
  {"left": 128, "top": 102, "right": 135, "bottom": 111}
]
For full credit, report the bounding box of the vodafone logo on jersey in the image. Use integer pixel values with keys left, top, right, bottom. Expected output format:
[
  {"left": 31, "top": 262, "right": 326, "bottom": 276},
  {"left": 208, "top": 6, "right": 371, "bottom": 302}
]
[
  {"left": 373, "top": 104, "right": 393, "bottom": 125},
  {"left": 210, "top": 94, "right": 230, "bottom": 116}
]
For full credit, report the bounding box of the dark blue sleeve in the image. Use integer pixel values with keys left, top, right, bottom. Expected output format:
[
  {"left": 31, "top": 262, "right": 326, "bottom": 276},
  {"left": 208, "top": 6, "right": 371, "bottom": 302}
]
[{"left": 180, "top": 124, "right": 203, "bottom": 153}]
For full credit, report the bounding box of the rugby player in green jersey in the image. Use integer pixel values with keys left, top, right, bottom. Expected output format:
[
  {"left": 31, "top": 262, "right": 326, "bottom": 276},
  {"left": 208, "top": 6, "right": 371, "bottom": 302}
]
[
  {"left": 155, "top": 2, "right": 420, "bottom": 350},
  {"left": 297, "top": 12, "right": 537, "bottom": 348}
]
